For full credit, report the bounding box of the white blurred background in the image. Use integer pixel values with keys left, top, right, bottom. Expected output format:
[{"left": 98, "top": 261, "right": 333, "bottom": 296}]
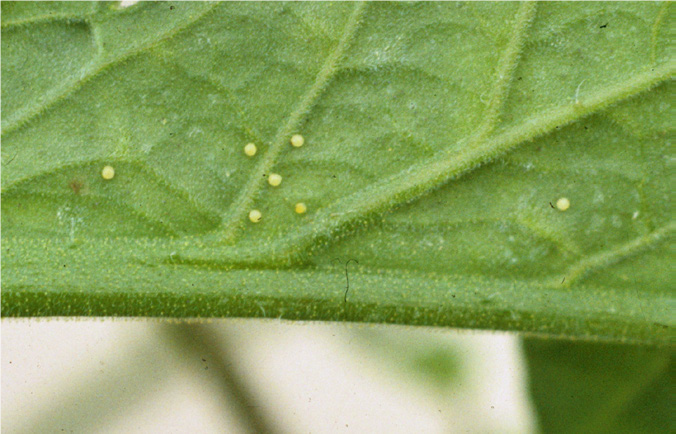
[{"left": 2, "top": 320, "right": 538, "bottom": 433}]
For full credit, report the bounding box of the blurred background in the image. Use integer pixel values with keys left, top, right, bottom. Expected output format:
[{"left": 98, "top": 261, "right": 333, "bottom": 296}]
[{"left": 2, "top": 320, "right": 537, "bottom": 433}]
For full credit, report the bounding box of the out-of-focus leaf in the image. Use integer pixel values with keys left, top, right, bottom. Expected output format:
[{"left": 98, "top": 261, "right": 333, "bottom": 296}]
[
  {"left": 352, "top": 328, "right": 462, "bottom": 390},
  {"left": 523, "top": 338, "right": 672, "bottom": 434}
]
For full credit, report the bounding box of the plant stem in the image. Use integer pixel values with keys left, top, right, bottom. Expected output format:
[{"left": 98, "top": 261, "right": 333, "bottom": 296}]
[{"left": 159, "top": 322, "right": 281, "bottom": 434}]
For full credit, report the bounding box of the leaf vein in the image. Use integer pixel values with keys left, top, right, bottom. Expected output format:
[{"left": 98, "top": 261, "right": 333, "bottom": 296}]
[
  {"left": 560, "top": 222, "right": 674, "bottom": 286},
  {"left": 479, "top": 1, "right": 538, "bottom": 137},
  {"left": 267, "top": 63, "right": 675, "bottom": 264},
  {"left": 650, "top": 2, "right": 670, "bottom": 65},
  {"left": 1, "top": 2, "right": 222, "bottom": 136},
  {"left": 218, "top": 1, "right": 369, "bottom": 242},
  {"left": 1, "top": 13, "right": 94, "bottom": 29}
]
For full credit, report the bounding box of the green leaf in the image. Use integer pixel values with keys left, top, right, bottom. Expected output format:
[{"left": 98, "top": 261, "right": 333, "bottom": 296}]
[
  {"left": 523, "top": 338, "right": 672, "bottom": 433},
  {"left": 2, "top": 2, "right": 673, "bottom": 342}
]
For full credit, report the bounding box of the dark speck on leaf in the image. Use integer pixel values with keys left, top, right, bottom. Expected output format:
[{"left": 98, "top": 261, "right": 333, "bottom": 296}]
[
  {"left": 600, "top": 23, "right": 608, "bottom": 28},
  {"left": 69, "top": 180, "right": 84, "bottom": 195},
  {"left": 4, "top": 153, "right": 18, "bottom": 166},
  {"left": 170, "top": 5, "right": 175, "bottom": 10}
]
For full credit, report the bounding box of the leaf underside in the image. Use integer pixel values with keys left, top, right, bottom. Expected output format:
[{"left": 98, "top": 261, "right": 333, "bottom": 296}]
[{"left": 2, "top": 1, "right": 674, "bottom": 344}]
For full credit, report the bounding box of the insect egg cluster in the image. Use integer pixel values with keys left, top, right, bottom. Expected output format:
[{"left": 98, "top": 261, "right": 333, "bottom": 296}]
[{"left": 246, "top": 135, "right": 308, "bottom": 223}]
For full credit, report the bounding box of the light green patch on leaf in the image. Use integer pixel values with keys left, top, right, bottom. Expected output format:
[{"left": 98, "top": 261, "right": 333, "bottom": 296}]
[{"left": 1, "top": 2, "right": 673, "bottom": 344}]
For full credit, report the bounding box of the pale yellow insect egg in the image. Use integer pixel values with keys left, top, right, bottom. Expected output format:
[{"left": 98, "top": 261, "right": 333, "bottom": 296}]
[
  {"left": 101, "top": 165, "right": 115, "bottom": 180},
  {"left": 295, "top": 202, "right": 307, "bottom": 214},
  {"left": 268, "top": 173, "right": 282, "bottom": 187},
  {"left": 244, "top": 143, "right": 257, "bottom": 157},
  {"left": 556, "top": 197, "right": 570, "bottom": 211},
  {"left": 249, "top": 209, "right": 262, "bottom": 223},
  {"left": 290, "top": 134, "right": 304, "bottom": 148}
]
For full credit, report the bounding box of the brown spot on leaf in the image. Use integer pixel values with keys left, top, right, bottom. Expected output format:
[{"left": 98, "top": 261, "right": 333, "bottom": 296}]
[{"left": 69, "top": 179, "right": 85, "bottom": 195}]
